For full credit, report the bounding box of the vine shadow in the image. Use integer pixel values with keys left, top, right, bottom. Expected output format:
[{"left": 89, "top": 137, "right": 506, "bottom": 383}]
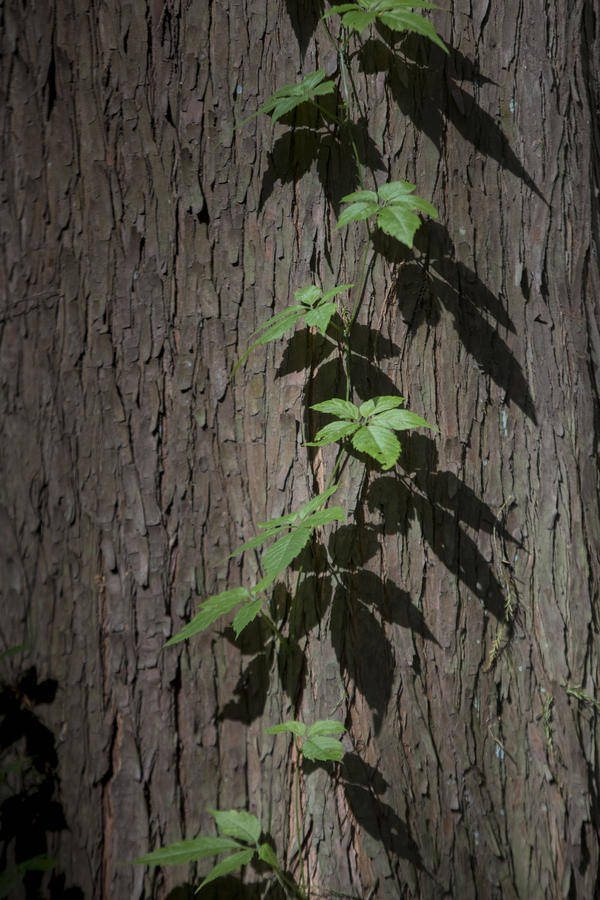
[
  {"left": 357, "top": 37, "right": 545, "bottom": 202},
  {"left": 0, "top": 666, "right": 84, "bottom": 898},
  {"left": 375, "top": 221, "right": 537, "bottom": 422},
  {"left": 260, "top": 117, "right": 385, "bottom": 219},
  {"left": 284, "top": 0, "right": 324, "bottom": 59},
  {"left": 341, "top": 753, "right": 424, "bottom": 870},
  {"left": 366, "top": 432, "right": 521, "bottom": 623}
]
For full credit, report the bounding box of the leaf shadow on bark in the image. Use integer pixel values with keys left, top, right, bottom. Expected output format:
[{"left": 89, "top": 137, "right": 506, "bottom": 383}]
[
  {"left": 375, "top": 221, "right": 537, "bottom": 423},
  {"left": 0, "top": 667, "right": 84, "bottom": 898},
  {"left": 357, "top": 37, "right": 545, "bottom": 203},
  {"left": 365, "top": 438, "right": 515, "bottom": 623},
  {"left": 259, "top": 117, "right": 385, "bottom": 220},
  {"left": 284, "top": 0, "right": 325, "bottom": 60},
  {"left": 329, "top": 571, "right": 439, "bottom": 733},
  {"left": 304, "top": 752, "right": 424, "bottom": 870},
  {"left": 219, "top": 572, "right": 334, "bottom": 722}
]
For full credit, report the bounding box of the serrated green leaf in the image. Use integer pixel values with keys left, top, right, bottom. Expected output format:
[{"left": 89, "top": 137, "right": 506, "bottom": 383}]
[
  {"left": 253, "top": 311, "right": 304, "bottom": 346},
  {"left": 377, "top": 205, "right": 423, "bottom": 249},
  {"left": 267, "top": 720, "right": 307, "bottom": 737},
  {"left": 257, "top": 511, "right": 297, "bottom": 529},
  {"left": 351, "top": 425, "right": 401, "bottom": 469},
  {"left": 322, "top": 3, "right": 362, "bottom": 18},
  {"left": 306, "top": 719, "right": 346, "bottom": 738},
  {"left": 321, "top": 283, "right": 354, "bottom": 302},
  {"left": 197, "top": 849, "right": 255, "bottom": 891},
  {"left": 0, "top": 645, "right": 27, "bottom": 660},
  {"left": 302, "top": 735, "right": 345, "bottom": 762},
  {"left": 297, "top": 484, "right": 339, "bottom": 519},
  {"left": 359, "top": 396, "right": 404, "bottom": 418},
  {"left": 295, "top": 285, "right": 322, "bottom": 306},
  {"left": 232, "top": 597, "right": 263, "bottom": 638},
  {"left": 131, "top": 837, "right": 241, "bottom": 867},
  {"left": 379, "top": 9, "right": 448, "bottom": 52},
  {"left": 302, "top": 506, "right": 346, "bottom": 529},
  {"left": 262, "top": 527, "right": 312, "bottom": 578},
  {"left": 209, "top": 809, "right": 262, "bottom": 844},
  {"left": 307, "top": 420, "right": 360, "bottom": 446},
  {"left": 258, "top": 843, "right": 280, "bottom": 869},
  {"left": 304, "top": 302, "right": 337, "bottom": 336},
  {"left": 340, "top": 189, "right": 379, "bottom": 203},
  {"left": 311, "top": 398, "right": 360, "bottom": 420},
  {"left": 341, "top": 10, "right": 378, "bottom": 31},
  {"left": 336, "top": 200, "right": 379, "bottom": 230},
  {"left": 166, "top": 588, "right": 250, "bottom": 646},
  {"left": 369, "top": 409, "right": 437, "bottom": 432},
  {"left": 227, "top": 529, "right": 281, "bottom": 561}
]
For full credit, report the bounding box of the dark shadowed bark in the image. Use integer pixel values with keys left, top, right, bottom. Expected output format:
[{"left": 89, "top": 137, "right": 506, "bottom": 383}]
[{"left": 1, "top": 0, "right": 599, "bottom": 897}]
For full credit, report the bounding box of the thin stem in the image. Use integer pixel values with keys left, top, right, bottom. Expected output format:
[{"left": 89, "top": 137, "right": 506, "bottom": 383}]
[
  {"left": 294, "top": 737, "right": 307, "bottom": 897},
  {"left": 311, "top": 101, "right": 342, "bottom": 127}
]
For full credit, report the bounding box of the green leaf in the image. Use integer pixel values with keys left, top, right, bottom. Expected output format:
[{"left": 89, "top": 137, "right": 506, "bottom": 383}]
[
  {"left": 336, "top": 199, "right": 379, "bottom": 230},
  {"left": 304, "top": 302, "right": 337, "bottom": 335},
  {"left": 307, "top": 420, "right": 360, "bottom": 446},
  {"left": 166, "top": 589, "right": 251, "bottom": 645},
  {"left": 377, "top": 205, "right": 424, "bottom": 249},
  {"left": 267, "top": 720, "right": 307, "bottom": 737},
  {"left": 311, "top": 398, "right": 360, "bottom": 420},
  {"left": 131, "top": 837, "right": 241, "bottom": 867},
  {"left": 359, "top": 396, "right": 404, "bottom": 418},
  {"left": 321, "top": 283, "right": 354, "bottom": 302},
  {"left": 239, "top": 70, "right": 335, "bottom": 128},
  {"left": 297, "top": 484, "right": 339, "bottom": 519},
  {"left": 351, "top": 425, "right": 401, "bottom": 469},
  {"left": 197, "top": 849, "right": 255, "bottom": 891},
  {"left": 302, "top": 507, "right": 346, "bottom": 529},
  {"left": 295, "top": 285, "right": 322, "bottom": 306},
  {"left": 369, "top": 409, "right": 437, "bottom": 431},
  {"left": 306, "top": 719, "right": 346, "bottom": 738},
  {"left": 232, "top": 597, "right": 263, "bottom": 638},
  {"left": 258, "top": 843, "right": 280, "bottom": 869},
  {"left": 302, "top": 735, "right": 345, "bottom": 762},
  {"left": 227, "top": 529, "right": 281, "bottom": 560},
  {"left": 262, "top": 527, "right": 312, "bottom": 578},
  {"left": 379, "top": 8, "right": 448, "bottom": 52},
  {"left": 209, "top": 809, "right": 262, "bottom": 844},
  {"left": 0, "top": 645, "right": 27, "bottom": 660}
]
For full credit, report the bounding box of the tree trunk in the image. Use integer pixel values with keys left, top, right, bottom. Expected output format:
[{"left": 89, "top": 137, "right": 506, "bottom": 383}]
[{"left": 1, "top": 0, "right": 598, "bottom": 898}]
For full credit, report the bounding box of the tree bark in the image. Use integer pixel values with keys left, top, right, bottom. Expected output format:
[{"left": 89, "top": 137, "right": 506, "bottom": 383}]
[{"left": 1, "top": 0, "right": 598, "bottom": 898}]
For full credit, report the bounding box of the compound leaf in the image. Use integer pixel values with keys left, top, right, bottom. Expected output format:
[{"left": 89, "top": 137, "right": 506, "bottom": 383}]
[
  {"left": 359, "top": 396, "right": 404, "bottom": 418},
  {"left": 209, "top": 809, "right": 262, "bottom": 844},
  {"left": 197, "top": 849, "right": 255, "bottom": 891},
  {"left": 351, "top": 424, "right": 401, "bottom": 469},
  {"left": 166, "top": 588, "right": 250, "bottom": 646},
  {"left": 267, "top": 720, "right": 307, "bottom": 737},
  {"left": 131, "top": 837, "right": 241, "bottom": 868},
  {"left": 307, "top": 420, "right": 360, "bottom": 446},
  {"left": 369, "top": 409, "right": 437, "bottom": 431},
  {"left": 306, "top": 719, "right": 346, "bottom": 738},
  {"left": 262, "top": 527, "right": 312, "bottom": 578},
  {"left": 312, "top": 399, "right": 360, "bottom": 420},
  {"left": 258, "top": 843, "right": 280, "bottom": 869},
  {"left": 302, "top": 735, "right": 345, "bottom": 762},
  {"left": 304, "top": 302, "right": 337, "bottom": 335},
  {"left": 232, "top": 597, "right": 263, "bottom": 638}
]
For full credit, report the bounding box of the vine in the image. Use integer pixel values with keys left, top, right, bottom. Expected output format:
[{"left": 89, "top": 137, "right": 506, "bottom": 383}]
[{"left": 132, "top": 1, "right": 447, "bottom": 895}]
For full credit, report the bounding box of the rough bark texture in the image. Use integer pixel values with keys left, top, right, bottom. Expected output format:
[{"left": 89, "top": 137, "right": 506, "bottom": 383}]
[{"left": 1, "top": 0, "right": 599, "bottom": 898}]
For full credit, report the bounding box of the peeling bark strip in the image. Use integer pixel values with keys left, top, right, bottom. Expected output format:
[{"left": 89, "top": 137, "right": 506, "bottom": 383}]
[{"left": 1, "top": 0, "right": 599, "bottom": 897}]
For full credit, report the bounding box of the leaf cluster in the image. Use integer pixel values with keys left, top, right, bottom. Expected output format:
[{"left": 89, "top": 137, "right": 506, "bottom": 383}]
[
  {"left": 238, "top": 69, "right": 335, "bottom": 127},
  {"left": 337, "top": 181, "right": 437, "bottom": 248},
  {"left": 131, "top": 809, "right": 281, "bottom": 892},
  {"left": 267, "top": 718, "right": 346, "bottom": 762},
  {"left": 307, "top": 395, "right": 437, "bottom": 469},
  {"left": 166, "top": 488, "right": 345, "bottom": 645},
  {"left": 324, "top": 0, "right": 447, "bottom": 52},
  {"left": 234, "top": 284, "right": 352, "bottom": 373}
]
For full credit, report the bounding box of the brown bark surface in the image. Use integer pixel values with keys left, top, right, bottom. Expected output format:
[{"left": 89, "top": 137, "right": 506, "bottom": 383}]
[{"left": 1, "top": 0, "right": 599, "bottom": 898}]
